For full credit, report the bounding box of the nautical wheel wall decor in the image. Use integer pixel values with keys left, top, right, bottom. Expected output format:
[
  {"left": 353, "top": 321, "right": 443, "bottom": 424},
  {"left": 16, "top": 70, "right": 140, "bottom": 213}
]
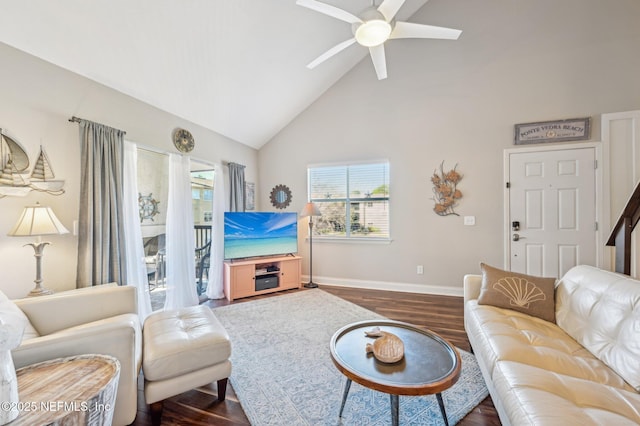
[{"left": 139, "top": 193, "right": 160, "bottom": 222}]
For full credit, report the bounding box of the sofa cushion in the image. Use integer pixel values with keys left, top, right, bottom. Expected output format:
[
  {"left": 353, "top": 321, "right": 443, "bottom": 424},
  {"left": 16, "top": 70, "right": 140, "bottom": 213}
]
[
  {"left": 478, "top": 263, "right": 556, "bottom": 323},
  {"left": 465, "top": 300, "right": 634, "bottom": 391},
  {"left": 0, "top": 290, "right": 39, "bottom": 340},
  {"left": 556, "top": 265, "right": 640, "bottom": 392},
  {"left": 492, "top": 361, "right": 640, "bottom": 425}
]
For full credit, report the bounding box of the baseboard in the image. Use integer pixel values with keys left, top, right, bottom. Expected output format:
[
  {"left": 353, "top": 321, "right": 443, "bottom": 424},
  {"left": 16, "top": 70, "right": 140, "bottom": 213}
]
[{"left": 302, "top": 275, "right": 464, "bottom": 297}]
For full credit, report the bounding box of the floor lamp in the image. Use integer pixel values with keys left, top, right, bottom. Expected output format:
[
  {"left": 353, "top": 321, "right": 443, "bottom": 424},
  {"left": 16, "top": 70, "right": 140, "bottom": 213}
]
[
  {"left": 8, "top": 202, "right": 69, "bottom": 296},
  {"left": 300, "top": 202, "right": 321, "bottom": 288}
]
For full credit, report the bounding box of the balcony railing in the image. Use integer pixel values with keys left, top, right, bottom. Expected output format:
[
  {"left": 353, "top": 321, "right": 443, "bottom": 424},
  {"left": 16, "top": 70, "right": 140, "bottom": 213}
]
[{"left": 195, "top": 225, "right": 212, "bottom": 249}]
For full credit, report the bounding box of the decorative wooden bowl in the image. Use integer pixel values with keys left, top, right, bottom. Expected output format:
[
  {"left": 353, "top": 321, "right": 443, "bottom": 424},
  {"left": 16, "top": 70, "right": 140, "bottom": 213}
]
[{"left": 365, "top": 327, "right": 405, "bottom": 363}]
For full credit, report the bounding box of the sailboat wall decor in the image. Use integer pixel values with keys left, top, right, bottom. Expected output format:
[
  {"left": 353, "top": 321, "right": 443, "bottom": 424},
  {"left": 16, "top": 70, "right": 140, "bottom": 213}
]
[
  {"left": 0, "top": 130, "right": 32, "bottom": 197},
  {"left": 29, "top": 147, "right": 65, "bottom": 195},
  {"left": 0, "top": 129, "right": 65, "bottom": 198}
]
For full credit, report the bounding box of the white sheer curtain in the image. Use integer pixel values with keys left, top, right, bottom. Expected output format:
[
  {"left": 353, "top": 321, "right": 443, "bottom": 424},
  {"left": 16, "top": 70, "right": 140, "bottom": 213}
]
[
  {"left": 206, "top": 163, "right": 226, "bottom": 299},
  {"left": 164, "top": 154, "right": 199, "bottom": 309},
  {"left": 122, "top": 141, "right": 152, "bottom": 321}
]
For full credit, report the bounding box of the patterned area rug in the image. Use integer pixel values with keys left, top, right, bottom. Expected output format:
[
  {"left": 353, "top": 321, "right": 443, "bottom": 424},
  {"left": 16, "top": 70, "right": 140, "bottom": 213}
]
[{"left": 212, "top": 289, "right": 488, "bottom": 425}]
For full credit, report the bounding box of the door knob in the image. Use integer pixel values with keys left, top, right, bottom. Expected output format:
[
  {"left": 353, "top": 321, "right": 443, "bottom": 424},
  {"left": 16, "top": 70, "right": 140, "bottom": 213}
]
[{"left": 512, "top": 233, "right": 525, "bottom": 241}]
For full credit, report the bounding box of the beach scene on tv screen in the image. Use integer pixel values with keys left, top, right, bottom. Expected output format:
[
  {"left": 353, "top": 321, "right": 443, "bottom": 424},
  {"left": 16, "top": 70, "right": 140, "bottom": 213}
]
[{"left": 224, "top": 212, "right": 298, "bottom": 259}]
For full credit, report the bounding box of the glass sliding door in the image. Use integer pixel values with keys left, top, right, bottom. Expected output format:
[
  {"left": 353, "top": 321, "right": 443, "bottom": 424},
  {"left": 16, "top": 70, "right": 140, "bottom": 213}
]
[{"left": 191, "top": 163, "right": 214, "bottom": 297}]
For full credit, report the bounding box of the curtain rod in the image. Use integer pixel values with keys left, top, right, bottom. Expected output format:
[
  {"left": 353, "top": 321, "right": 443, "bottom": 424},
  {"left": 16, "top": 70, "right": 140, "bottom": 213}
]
[{"left": 68, "top": 116, "right": 127, "bottom": 135}]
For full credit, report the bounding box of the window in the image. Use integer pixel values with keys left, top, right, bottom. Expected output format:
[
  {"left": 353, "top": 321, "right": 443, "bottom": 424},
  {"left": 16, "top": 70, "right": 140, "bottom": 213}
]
[
  {"left": 190, "top": 167, "right": 213, "bottom": 260},
  {"left": 190, "top": 168, "right": 214, "bottom": 227},
  {"left": 308, "top": 161, "right": 390, "bottom": 239}
]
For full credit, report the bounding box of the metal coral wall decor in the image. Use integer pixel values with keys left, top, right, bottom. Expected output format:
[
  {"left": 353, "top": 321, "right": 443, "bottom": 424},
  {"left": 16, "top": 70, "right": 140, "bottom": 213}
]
[{"left": 431, "top": 161, "right": 463, "bottom": 216}]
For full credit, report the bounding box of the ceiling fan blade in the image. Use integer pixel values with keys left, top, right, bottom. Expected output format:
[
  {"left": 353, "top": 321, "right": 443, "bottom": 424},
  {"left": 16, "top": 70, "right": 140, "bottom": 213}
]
[
  {"left": 296, "top": 0, "right": 362, "bottom": 24},
  {"left": 377, "top": 0, "right": 407, "bottom": 22},
  {"left": 307, "top": 38, "right": 357, "bottom": 69},
  {"left": 368, "top": 45, "right": 387, "bottom": 80},
  {"left": 390, "top": 21, "right": 462, "bottom": 40}
]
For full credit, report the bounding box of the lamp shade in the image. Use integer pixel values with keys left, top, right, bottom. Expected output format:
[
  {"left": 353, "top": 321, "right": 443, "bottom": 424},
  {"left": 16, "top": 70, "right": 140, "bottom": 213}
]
[
  {"left": 8, "top": 203, "right": 69, "bottom": 236},
  {"left": 300, "top": 202, "right": 321, "bottom": 218}
]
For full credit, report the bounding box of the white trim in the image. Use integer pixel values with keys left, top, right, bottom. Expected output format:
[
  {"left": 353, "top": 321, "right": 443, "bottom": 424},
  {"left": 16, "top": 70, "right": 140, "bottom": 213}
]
[
  {"left": 601, "top": 110, "right": 640, "bottom": 273},
  {"left": 126, "top": 139, "right": 218, "bottom": 171},
  {"left": 306, "top": 275, "right": 464, "bottom": 297},
  {"left": 312, "top": 236, "right": 393, "bottom": 244},
  {"left": 503, "top": 141, "right": 605, "bottom": 271},
  {"left": 190, "top": 157, "right": 217, "bottom": 170},
  {"left": 307, "top": 158, "right": 390, "bottom": 169},
  {"left": 601, "top": 113, "right": 614, "bottom": 271}
]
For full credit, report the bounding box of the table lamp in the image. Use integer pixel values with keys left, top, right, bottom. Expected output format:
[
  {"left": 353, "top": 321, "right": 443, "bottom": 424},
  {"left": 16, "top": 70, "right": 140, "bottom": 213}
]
[
  {"left": 8, "top": 202, "right": 69, "bottom": 296},
  {"left": 300, "top": 202, "right": 321, "bottom": 288}
]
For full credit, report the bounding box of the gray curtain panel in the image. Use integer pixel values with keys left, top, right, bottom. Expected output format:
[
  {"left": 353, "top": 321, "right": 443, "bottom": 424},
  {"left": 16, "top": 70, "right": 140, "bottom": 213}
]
[
  {"left": 76, "top": 119, "right": 128, "bottom": 288},
  {"left": 228, "top": 162, "right": 246, "bottom": 212}
]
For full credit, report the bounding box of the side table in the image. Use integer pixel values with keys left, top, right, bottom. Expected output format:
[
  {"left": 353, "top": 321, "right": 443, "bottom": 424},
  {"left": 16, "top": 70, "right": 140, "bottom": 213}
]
[{"left": 12, "top": 354, "right": 120, "bottom": 425}]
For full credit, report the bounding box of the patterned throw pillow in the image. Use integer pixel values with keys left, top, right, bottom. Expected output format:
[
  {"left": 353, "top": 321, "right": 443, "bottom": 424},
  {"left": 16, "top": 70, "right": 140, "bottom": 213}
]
[{"left": 477, "top": 263, "right": 557, "bottom": 323}]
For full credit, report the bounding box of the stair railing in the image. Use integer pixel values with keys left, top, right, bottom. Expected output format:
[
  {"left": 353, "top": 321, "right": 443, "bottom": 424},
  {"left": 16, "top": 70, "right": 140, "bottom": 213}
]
[{"left": 606, "top": 181, "right": 640, "bottom": 275}]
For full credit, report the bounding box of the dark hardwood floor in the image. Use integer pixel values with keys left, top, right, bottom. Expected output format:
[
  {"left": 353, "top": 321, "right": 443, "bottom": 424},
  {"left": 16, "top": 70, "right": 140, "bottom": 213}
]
[{"left": 133, "top": 286, "right": 500, "bottom": 425}]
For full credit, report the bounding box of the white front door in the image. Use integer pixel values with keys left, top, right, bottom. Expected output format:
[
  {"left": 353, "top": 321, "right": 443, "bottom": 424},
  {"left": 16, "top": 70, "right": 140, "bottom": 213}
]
[{"left": 507, "top": 147, "right": 597, "bottom": 278}]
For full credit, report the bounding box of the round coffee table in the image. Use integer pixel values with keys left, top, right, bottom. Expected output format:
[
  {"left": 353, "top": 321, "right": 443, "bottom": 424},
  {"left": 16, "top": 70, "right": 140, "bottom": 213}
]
[{"left": 330, "top": 319, "right": 461, "bottom": 426}]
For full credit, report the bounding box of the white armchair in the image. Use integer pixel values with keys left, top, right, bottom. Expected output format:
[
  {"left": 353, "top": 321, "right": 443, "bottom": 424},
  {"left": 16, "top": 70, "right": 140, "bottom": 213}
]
[{"left": 11, "top": 284, "right": 142, "bottom": 426}]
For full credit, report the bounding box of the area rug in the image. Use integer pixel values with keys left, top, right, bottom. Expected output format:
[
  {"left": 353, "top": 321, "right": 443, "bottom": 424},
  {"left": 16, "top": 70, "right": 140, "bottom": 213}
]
[{"left": 212, "top": 289, "right": 488, "bottom": 425}]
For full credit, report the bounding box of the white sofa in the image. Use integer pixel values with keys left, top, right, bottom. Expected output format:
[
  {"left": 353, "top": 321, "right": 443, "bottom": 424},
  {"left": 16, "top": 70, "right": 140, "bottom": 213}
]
[
  {"left": 9, "top": 284, "right": 141, "bottom": 426},
  {"left": 464, "top": 265, "right": 640, "bottom": 425}
]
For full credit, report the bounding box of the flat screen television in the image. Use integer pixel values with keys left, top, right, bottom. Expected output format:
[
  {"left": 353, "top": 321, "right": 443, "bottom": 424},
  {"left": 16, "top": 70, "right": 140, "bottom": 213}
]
[{"left": 224, "top": 212, "right": 298, "bottom": 260}]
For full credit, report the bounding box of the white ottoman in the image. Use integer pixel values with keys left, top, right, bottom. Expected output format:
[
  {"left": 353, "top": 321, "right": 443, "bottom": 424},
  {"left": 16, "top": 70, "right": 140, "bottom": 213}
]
[{"left": 142, "top": 305, "right": 231, "bottom": 425}]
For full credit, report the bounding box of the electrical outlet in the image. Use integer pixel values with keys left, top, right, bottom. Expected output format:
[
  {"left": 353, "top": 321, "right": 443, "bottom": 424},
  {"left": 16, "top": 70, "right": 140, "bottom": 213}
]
[
  {"left": 464, "top": 216, "right": 476, "bottom": 226},
  {"left": 417, "top": 265, "right": 424, "bottom": 275}
]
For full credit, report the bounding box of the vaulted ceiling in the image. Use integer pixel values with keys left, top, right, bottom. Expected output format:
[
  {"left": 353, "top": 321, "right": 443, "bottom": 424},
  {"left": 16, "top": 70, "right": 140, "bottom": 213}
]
[{"left": 0, "top": 0, "right": 439, "bottom": 149}]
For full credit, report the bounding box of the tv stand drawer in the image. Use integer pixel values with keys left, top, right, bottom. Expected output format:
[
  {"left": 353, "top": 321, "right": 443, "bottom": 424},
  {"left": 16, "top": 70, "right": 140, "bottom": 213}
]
[{"left": 255, "top": 275, "right": 278, "bottom": 291}]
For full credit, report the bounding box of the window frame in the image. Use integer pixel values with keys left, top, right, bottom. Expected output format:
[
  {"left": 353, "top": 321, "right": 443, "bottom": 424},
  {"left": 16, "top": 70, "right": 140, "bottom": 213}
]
[{"left": 307, "top": 160, "right": 391, "bottom": 242}]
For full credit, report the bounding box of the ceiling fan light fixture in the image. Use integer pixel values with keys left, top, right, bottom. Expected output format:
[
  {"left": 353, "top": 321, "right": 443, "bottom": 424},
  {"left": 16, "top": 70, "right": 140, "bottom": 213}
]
[
  {"left": 355, "top": 19, "right": 392, "bottom": 47},
  {"left": 299, "top": 0, "right": 462, "bottom": 79}
]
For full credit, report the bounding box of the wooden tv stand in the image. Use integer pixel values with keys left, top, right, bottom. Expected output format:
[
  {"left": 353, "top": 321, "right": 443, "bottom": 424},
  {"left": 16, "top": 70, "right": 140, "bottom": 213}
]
[{"left": 223, "top": 255, "right": 301, "bottom": 301}]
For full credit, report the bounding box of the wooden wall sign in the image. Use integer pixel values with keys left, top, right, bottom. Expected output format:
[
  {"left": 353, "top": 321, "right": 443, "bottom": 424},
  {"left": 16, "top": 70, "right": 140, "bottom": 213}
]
[{"left": 514, "top": 117, "right": 590, "bottom": 145}]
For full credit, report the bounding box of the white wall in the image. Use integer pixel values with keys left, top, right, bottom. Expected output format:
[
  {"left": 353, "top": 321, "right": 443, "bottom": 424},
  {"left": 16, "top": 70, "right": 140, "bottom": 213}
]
[
  {"left": 259, "top": 0, "right": 640, "bottom": 295},
  {"left": 0, "top": 42, "right": 257, "bottom": 298}
]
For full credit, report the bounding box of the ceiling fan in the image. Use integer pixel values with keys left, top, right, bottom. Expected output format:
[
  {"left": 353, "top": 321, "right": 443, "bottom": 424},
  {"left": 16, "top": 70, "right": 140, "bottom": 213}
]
[{"left": 297, "top": 0, "right": 462, "bottom": 80}]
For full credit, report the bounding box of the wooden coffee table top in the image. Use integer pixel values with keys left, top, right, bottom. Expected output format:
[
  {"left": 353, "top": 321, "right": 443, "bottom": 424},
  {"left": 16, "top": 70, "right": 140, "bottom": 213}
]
[{"left": 330, "top": 320, "right": 461, "bottom": 396}]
